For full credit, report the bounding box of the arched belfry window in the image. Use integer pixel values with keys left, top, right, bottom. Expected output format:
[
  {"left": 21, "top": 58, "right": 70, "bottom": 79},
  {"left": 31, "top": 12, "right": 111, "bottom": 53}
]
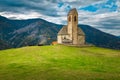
[
  {"left": 74, "top": 16, "right": 76, "bottom": 22},
  {"left": 64, "top": 36, "right": 66, "bottom": 39},
  {"left": 69, "top": 16, "right": 71, "bottom": 22}
]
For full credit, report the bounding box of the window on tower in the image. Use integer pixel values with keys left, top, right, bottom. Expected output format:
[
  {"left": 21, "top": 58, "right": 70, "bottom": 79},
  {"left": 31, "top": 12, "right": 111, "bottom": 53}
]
[
  {"left": 69, "top": 16, "right": 71, "bottom": 22},
  {"left": 74, "top": 16, "right": 76, "bottom": 22}
]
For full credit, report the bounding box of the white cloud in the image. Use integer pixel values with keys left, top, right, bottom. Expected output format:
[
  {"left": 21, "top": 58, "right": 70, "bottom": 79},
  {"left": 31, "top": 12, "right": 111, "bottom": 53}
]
[
  {"left": 78, "top": 11, "right": 120, "bottom": 36},
  {"left": 0, "top": 11, "right": 67, "bottom": 25},
  {"left": 116, "top": 0, "right": 120, "bottom": 12},
  {"left": 99, "top": 29, "right": 120, "bottom": 36},
  {"left": 0, "top": 11, "right": 42, "bottom": 19}
]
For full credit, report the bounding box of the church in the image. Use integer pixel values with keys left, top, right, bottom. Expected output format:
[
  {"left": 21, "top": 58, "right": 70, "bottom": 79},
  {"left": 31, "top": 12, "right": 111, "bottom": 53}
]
[{"left": 57, "top": 8, "right": 85, "bottom": 45}]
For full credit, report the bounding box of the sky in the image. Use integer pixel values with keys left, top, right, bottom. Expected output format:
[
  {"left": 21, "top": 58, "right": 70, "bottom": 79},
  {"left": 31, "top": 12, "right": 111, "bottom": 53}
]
[{"left": 0, "top": 0, "right": 120, "bottom": 36}]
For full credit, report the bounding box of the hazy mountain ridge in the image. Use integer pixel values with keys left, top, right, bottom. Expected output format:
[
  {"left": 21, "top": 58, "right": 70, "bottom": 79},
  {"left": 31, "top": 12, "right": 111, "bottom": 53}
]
[
  {"left": 0, "top": 39, "right": 10, "bottom": 50},
  {"left": 0, "top": 15, "right": 120, "bottom": 50}
]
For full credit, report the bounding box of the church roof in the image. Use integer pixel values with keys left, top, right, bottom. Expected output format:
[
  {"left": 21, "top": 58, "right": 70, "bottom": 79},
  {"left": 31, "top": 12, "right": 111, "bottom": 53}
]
[
  {"left": 78, "top": 27, "right": 85, "bottom": 36},
  {"left": 58, "top": 25, "right": 85, "bottom": 36},
  {"left": 58, "top": 25, "right": 68, "bottom": 35},
  {"left": 68, "top": 8, "right": 78, "bottom": 15}
]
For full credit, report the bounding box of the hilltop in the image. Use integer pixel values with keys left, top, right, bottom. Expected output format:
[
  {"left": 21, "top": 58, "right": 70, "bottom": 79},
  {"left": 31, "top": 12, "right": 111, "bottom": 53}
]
[{"left": 0, "top": 45, "right": 120, "bottom": 80}]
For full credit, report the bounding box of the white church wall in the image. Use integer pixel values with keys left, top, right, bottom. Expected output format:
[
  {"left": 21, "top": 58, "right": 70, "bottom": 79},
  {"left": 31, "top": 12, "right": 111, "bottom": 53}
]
[
  {"left": 57, "top": 35, "right": 62, "bottom": 43},
  {"left": 61, "top": 35, "right": 69, "bottom": 40}
]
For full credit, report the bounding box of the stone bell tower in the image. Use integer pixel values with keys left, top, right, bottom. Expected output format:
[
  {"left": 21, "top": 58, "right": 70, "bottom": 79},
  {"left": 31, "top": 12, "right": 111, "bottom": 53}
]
[
  {"left": 67, "top": 8, "right": 78, "bottom": 44},
  {"left": 57, "top": 8, "right": 85, "bottom": 45}
]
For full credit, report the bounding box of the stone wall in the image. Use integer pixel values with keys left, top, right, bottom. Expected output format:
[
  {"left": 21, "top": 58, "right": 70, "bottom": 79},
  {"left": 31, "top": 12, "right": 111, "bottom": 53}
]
[{"left": 78, "top": 36, "right": 85, "bottom": 45}]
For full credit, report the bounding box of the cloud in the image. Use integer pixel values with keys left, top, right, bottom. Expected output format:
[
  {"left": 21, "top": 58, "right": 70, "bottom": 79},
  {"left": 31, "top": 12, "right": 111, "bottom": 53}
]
[
  {"left": 0, "top": 0, "right": 107, "bottom": 16},
  {"left": 116, "top": 0, "right": 120, "bottom": 12},
  {"left": 99, "top": 29, "right": 120, "bottom": 36},
  {"left": 0, "top": 11, "right": 42, "bottom": 19},
  {"left": 78, "top": 11, "right": 120, "bottom": 36},
  {"left": 0, "top": 0, "right": 120, "bottom": 36}
]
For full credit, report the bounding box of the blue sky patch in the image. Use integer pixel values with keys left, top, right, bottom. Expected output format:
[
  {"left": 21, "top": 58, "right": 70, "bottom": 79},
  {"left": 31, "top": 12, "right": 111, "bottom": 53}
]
[
  {"left": 79, "top": 0, "right": 117, "bottom": 12},
  {"left": 65, "top": 5, "right": 71, "bottom": 11},
  {"left": 57, "top": 2, "right": 64, "bottom": 8},
  {"left": 79, "top": 5, "right": 98, "bottom": 12}
]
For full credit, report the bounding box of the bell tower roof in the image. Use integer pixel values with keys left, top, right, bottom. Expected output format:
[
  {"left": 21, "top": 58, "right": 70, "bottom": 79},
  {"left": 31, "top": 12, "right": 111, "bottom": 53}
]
[{"left": 68, "top": 8, "right": 78, "bottom": 15}]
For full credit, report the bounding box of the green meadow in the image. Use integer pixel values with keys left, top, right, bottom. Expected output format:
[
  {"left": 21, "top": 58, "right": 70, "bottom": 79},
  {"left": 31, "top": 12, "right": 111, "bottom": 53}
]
[{"left": 0, "top": 45, "right": 120, "bottom": 80}]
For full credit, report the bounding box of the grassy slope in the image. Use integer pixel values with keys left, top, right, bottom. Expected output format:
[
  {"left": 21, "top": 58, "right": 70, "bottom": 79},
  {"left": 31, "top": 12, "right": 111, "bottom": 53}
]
[{"left": 0, "top": 45, "right": 120, "bottom": 80}]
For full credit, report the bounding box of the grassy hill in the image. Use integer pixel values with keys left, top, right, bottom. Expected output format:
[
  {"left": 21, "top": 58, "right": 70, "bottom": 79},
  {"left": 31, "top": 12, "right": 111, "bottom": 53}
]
[{"left": 0, "top": 45, "right": 120, "bottom": 80}]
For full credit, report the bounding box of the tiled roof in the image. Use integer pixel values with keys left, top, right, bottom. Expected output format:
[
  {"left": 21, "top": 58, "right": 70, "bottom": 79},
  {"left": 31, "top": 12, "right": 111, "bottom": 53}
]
[
  {"left": 58, "top": 25, "right": 85, "bottom": 36},
  {"left": 58, "top": 25, "right": 68, "bottom": 35},
  {"left": 78, "top": 27, "right": 85, "bottom": 35}
]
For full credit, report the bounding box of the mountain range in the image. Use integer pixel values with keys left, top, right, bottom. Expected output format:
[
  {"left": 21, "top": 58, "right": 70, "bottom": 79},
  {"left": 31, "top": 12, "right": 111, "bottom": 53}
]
[{"left": 0, "top": 15, "right": 120, "bottom": 50}]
